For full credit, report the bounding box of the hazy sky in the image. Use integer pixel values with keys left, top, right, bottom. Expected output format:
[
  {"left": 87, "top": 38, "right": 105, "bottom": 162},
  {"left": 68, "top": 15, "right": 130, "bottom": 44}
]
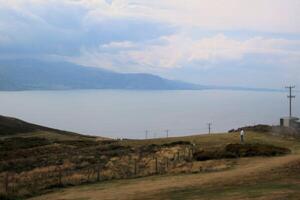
[{"left": 0, "top": 0, "right": 299, "bottom": 87}]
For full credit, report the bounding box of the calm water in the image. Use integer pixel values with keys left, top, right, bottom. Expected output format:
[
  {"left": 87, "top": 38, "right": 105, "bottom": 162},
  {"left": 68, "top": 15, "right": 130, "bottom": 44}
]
[{"left": 0, "top": 90, "right": 299, "bottom": 139}]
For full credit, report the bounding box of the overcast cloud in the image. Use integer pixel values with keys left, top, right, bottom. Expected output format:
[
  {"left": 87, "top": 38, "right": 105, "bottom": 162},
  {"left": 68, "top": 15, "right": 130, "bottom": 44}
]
[{"left": 0, "top": 0, "right": 299, "bottom": 87}]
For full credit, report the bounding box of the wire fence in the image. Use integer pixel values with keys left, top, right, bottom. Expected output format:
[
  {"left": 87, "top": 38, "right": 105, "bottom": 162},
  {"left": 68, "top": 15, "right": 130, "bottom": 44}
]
[{"left": 0, "top": 146, "right": 196, "bottom": 197}]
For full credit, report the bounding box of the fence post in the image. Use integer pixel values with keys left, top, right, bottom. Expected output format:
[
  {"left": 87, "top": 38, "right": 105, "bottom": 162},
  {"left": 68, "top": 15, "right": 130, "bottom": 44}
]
[
  {"left": 87, "top": 168, "right": 91, "bottom": 182},
  {"left": 97, "top": 165, "right": 101, "bottom": 182},
  {"left": 5, "top": 172, "right": 9, "bottom": 194},
  {"left": 134, "top": 159, "right": 137, "bottom": 176},
  {"left": 58, "top": 167, "right": 62, "bottom": 186},
  {"left": 189, "top": 148, "right": 192, "bottom": 160},
  {"left": 177, "top": 151, "right": 180, "bottom": 161},
  {"left": 166, "top": 158, "right": 169, "bottom": 170},
  {"left": 155, "top": 157, "right": 158, "bottom": 174}
]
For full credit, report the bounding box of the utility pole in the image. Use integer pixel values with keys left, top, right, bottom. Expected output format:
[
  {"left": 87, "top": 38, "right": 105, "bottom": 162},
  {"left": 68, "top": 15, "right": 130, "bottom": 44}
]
[
  {"left": 208, "top": 123, "right": 212, "bottom": 134},
  {"left": 165, "top": 129, "right": 169, "bottom": 138},
  {"left": 145, "top": 130, "right": 148, "bottom": 139},
  {"left": 285, "top": 86, "right": 296, "bottom": 118}
]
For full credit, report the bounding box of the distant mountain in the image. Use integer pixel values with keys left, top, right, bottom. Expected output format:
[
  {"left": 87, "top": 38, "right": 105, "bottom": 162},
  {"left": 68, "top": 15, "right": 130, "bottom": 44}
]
[{"left": 0, "top": 59, "right": 203, "bottom": 91}]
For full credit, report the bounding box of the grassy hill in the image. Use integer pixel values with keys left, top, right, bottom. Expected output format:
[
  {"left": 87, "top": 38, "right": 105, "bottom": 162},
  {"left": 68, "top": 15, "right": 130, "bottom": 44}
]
[
  {"left": 0, "top": 116, "right": 299, "bottom": 200},
  {"left": 31, "top": 155, "right": 300, "bottom": 200},
  {"left": 25, "top": 132, "right": 300, "bottom": 200},
  {"left": 29, "top": 132, "right": 300, "bottom": 200},
  {"left": 0, "top": 115, "right": 99, "bottom": 140}
]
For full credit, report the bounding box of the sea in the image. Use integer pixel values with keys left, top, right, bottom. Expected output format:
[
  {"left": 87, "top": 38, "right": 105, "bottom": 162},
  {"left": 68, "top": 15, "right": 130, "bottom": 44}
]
[{"left": 0, "top": 90, "right": 299, "bottom": 139}]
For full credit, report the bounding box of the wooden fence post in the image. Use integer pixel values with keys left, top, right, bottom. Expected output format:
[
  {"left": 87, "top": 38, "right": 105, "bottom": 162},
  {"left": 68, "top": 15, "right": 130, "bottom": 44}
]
[
  {"left": 87, "top": 168, "right": 91, "bottom": 182},
  {"left": 97, "top": 165, "right": 101, "bottom": 182},
  {"left": 5, "top": 172, "right": 9, "bottom": 194},
  {"left": 155, "top": 157, "right": 158, "bottom": 174},
  {"left": 58, "top": 167, "right": 62, "bottom": 185},
  {"left": 166, "top": 158, "right": 169, "bottom": 170},
  {"left": 189, "top": 148, "right": 192, "bottom": 160},
  {"left": 134, "top": 159, "right": 137, "bottom": 176}
]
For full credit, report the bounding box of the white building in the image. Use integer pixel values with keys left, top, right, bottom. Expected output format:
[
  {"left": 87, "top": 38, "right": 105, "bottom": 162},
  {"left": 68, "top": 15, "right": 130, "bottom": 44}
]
[{"left": 280, "top": 117, "right": 300, "bottom": 128}]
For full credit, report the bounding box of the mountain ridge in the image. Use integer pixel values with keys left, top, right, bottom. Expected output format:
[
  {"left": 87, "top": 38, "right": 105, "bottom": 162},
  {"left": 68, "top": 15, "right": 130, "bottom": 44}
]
[
  {"left": 0, "top": 59, "right": 204, "bottom": 91},
  {"left": 0, "top": 59, "right": 282, "bottom": 92}
]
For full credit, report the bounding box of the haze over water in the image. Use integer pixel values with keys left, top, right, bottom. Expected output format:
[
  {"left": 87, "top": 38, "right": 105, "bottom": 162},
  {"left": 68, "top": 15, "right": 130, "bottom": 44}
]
[{"left": 0, "top": 90, "right": 299, "bottom": 139}]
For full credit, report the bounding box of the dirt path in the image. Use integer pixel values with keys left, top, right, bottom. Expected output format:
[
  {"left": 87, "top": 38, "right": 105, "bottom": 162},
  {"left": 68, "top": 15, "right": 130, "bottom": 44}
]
[{"left": 30, "top": 155, "right": 300, "bottom": 200}]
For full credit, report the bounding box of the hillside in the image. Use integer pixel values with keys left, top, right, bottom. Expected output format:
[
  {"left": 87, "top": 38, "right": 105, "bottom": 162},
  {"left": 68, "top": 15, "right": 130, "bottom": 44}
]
[
  {"left": 0, "top": 115, "right": 97, "bottom": 140},
  {"left": 29, "top": 132, "right": 300, "bottom": 200},
  {"left": 32, "top": 155, "right": 300, "bottom": 200},
  {"left": 0, "top": 118, "right": 300, "bottom": 200},
  {"left": 0, "top": 59, "right": 203, "bottom": 91}
]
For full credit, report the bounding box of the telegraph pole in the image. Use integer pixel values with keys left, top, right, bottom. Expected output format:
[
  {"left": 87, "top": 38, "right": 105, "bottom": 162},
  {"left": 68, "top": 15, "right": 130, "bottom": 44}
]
[
  {"left": 165, "top": 129, "right": 169, "bottom": 138},
  {"left": 285, "top": 86, "right": 296, "bottom": 118},
  {"left": 208, "top": 123, "right": 212, "bottom": 134}
]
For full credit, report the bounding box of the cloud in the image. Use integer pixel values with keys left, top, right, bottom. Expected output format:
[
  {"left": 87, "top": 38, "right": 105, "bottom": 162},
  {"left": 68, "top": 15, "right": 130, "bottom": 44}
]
[
  {"left": 101, "top": 41, "right": 135, "bottom": 49},
  {"left": 1, "top": 0, "right": 298, "bottom": 59},
  {"left": 2, "top": 0, "right": 299, "bottom": 33},
  {"left": 0, "top": 0, "right": 299, "bottom": 87},
  {"left": 69, "top": 34, "right": 300, "bottom": 72},
  {"left": 68, "top": 0, "right": 299, "bottom": 33},
  {"left": 0, "top": 0, "right": 174, "bottom": 56},
  {"left": 0, "top": 34, "right": 10, "bottom": 44}
]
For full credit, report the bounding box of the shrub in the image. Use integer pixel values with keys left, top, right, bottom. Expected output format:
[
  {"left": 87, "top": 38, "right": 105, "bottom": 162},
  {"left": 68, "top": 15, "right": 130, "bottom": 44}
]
[
  {"left": 161, "top": 141, "right": 191, "bottom": 147},
  {"left": 225, "top": 143, "right": 291, "bottom": 157},
  {"left": 0, "top": 194, "right": 23, "bottom": 200},
  {"left": 0, "top": 137, "right": 51, "bottom": 151},
  {"left": 193, "top": 143, "right": 291, "bottom": 161}
]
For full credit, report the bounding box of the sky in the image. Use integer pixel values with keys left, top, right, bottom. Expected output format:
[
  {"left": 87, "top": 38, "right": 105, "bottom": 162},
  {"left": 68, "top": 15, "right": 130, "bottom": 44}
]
[{"left": 0, "top": 0, "right": 299, "bottom": 88}]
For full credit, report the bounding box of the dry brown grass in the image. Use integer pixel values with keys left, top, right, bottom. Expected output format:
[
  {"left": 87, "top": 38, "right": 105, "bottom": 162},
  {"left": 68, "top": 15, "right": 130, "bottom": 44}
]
[
  {"left": 30, "top": 155, "right": 300, "bottom": 200},
  {"left": 119, "top": 131, "right": 300, "bottom": 153},
  {"left": 2, "top": 131, "right": 300, "bottom": 199}
]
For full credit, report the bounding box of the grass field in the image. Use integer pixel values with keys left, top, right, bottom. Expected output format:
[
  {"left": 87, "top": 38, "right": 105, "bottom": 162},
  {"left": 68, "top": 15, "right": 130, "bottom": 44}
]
[{"left": 29, "top": 131, "right": 300, "bottom": 200}]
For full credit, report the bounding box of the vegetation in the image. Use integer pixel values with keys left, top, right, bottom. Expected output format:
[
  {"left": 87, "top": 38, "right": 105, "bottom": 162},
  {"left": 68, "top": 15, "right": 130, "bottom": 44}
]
[
  {"left": 193, "top": 143, "right": 291, "bottom": 161},
  {"left": 30, "top": 154, "right": 300, "bottom": 200},
  {"left": 1, "top": 116, "right": 300, "bottom": 200}
]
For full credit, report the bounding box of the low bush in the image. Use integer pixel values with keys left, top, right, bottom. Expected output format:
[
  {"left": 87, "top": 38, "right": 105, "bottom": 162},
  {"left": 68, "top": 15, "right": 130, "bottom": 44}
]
[
  {"left": 225, "top": 143, "right": 291, "bottom": 157},
  {"left": 56, "top": 140, "right": 99, "bottom": 148},
  {"left": 0, "top": 137, "right": 51, "bottom": 151},
  {"left": 161, "top": 141, "right": 191, "bottom": 147},
  {"left": 0, "top": 194, "right": 23, "bottom": 200},
  {"left": 193, "top": 143, "right": 291, "bottom": 161}
]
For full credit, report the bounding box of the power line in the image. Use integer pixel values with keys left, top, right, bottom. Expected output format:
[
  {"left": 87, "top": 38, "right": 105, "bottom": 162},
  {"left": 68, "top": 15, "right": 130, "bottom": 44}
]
[{"left": 285, "top": 86, "right": 296, "bottom": 118}]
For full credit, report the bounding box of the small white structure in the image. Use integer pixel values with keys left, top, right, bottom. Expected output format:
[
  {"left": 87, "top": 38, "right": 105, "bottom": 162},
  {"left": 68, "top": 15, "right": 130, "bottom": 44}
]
[{"left": 280, "top": 117, "right": 300, "bottom": 128}]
